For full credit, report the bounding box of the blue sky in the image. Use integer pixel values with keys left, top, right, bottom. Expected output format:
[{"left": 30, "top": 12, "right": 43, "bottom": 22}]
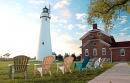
[{"left": 0, "top": 0, "right": 130, "bottom": 58}]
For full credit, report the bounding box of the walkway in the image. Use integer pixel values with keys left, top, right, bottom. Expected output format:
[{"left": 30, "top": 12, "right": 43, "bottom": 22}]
[{"left": 87, "top": 62, "right": 130, "bottom": 83}]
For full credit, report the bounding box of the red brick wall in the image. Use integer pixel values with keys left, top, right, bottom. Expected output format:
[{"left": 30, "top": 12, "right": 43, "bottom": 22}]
[
  {"left": 82, "top": 31, "right": 111, "bottom": 45},
  {"left": 82, "top": 40, "right": 111, "bottom": 59},
  {"left": 111, "top": 48, "right": 130, "bottom": 61},
  {"left": 97, "top": 33, "right": 111, "bottom": 43}
]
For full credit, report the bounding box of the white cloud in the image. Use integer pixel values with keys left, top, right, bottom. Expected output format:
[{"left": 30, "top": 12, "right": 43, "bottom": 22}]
[
  {"left": 27, "top": 13, "right": 39, "bottom": 19},
  {"left": 76, "top": 24, "right": 87, "bottom": 30},
  {"left": 28, "top": 0, "right": 45, "bottom": 5},
  {"left": 75, "top": 13, "right": 86, "bottom": 20},
  {"left": 113, "top": 34, "right": 130, "bottom": 42},
  {"left": 66, "top": 24, "right": 74, "bottom": 30},
  {"left": 119, "top": 32, "right": 126, "bottom": 36},
  {"left": 75, "top": 32, "right": 85, "bottom": 36},
  {"left": 54, "top": 0, "right": 70, "bottom": 9},
  {"left": 118, "top": 16, "right": 127, "bottom": 24},
  {"left": 51, "top": 14, "right": 68, "bottom": 23},
  {"left": 54, "top": 0, "right": 71, "bottom": 20},
  {"left": 59, "top": 9, "right": 71, "bottom": 19},
  {"left": 51, "top": 30, "right": 81, "bottom": 56},
  {"left": 82, "top": 20, "right": 86, "bottom": 22},
  {"left": 60, "top": 19, "right": 67, "bottom": 24},
  {"left": 15, "top": 3, "right": 23, "bottom": 10},
  {"left": 120, "top": 27, "right": 130, "bottom": 32},
  {"left": 11, "top": 1, "right": 23, "bottom": 10},
  {"left": 75, "top": 13, "right": 87, "bottom": 22},
  {"left": 50, "top": 14, "right": 58, "bottom": 23}
]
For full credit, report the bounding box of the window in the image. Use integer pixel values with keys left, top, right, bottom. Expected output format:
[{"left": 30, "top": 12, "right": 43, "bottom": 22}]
[
  {"left": 97, "top": 32, "right": 101, "bottom": 36},
  {"left": 42, "top": 42, "right": 44, "bottom": 45},
  {"left": 90, "top": 33, "right": 93, "bottom": 37},
  {"left": 102, "top": 48, "right": 106, "bottom": 55},
  {"left": 45, "top": 18, "right": 47, "bottom": 21},
  {"left": 93, "top": 42, "right": 97, "bottom": 46},
  {"left": 93, "top": 48, "right": 97, "bottom": 56},
  {"left": 120, "top": 49, "right": 125, "bottom": 56},
  {"left": 85, "top": 49, "right": 89, "bottom": 56}
]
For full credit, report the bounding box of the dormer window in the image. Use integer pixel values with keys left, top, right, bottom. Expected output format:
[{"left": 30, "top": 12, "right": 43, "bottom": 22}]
[
  {"left": 90, "top": 33, "right": 93, "bottom": 37},
  {"left": 97, "top": 32, "right": 101, "bottom": 36},
  {"left": 93, "top": 42, "right": 97, "bottom": 46}
]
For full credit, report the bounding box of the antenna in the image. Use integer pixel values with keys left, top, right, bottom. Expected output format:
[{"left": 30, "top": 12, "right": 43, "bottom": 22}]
[
  {"left": 49, "top": 4, "right": 51, "bottom": 14},
  {"left": 49, "top": 4, "right": 51, "bottom": 18}
]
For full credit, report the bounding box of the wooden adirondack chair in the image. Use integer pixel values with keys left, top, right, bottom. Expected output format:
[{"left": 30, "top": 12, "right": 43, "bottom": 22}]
[
  {"left": 34, "top": 56, "right": 54, "bottom": 77},
  {"left": 86, "top": 57, "right": 98, "bottom": 70},
  {"left": 74, "top": 56, "right": 90, "bottom": 71},
  {"left": 9, "top": 55, "right": 29, "bottom": 79},
  {"left": 57, "top": 56, "right": 74, "bottom": 74},
  {"left": 94, "top": 57, "right": 101, "bottom": 68},
  {"left": 97, "top": 58, "right": 106, "bottom": 69}
]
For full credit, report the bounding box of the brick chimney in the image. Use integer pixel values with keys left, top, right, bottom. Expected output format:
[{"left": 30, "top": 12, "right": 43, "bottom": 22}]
[{"left": 93, "top": 24, "right": 97, "bottom": 29}]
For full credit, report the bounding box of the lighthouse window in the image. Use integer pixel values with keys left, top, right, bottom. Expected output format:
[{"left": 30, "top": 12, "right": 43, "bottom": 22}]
[
  {"left": 45, "top": 18, "right": 47, "bottom": 21},
  {"left": 42, "top": 42, "right": 44, "bottom": 45}
]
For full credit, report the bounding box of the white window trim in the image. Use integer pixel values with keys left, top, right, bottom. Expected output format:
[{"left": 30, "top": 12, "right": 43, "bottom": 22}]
[
  {"left": 93, "top": 48, "right": 97, "bottom": 56},
  {"left": 85, "top": 49, "right": 89, "bottom": 56},
  {"left": 102, "top": 48, "right": 106, "bottom": 55},
  {"left": 120, "top": 49, "right": 125, "bottom": 56}
]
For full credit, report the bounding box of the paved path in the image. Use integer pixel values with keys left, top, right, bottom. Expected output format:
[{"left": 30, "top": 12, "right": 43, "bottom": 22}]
[{"left": 88, "top": 62, "right": 130, "bottom": 83}]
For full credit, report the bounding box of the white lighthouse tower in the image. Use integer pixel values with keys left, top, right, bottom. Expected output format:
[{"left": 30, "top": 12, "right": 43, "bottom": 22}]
[{"left": 37, "top": 6, "right": 52, "bottom": 61}]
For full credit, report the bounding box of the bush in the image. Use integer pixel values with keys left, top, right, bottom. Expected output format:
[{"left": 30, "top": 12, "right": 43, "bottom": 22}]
[{"left": 57, "top": 54, "right": 63, "bottom": 61}]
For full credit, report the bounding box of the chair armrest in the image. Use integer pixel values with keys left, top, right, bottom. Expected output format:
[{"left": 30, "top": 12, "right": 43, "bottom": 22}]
[
  {"left": 27, "top": 64, "right": 30, "bottom": 66},
  {"left": 34, "top": 64, "right": 41, "bottom": 67},
  {"left": 34, "top": 64, "right": 41, "bottom": 76},
  {"left": 57, "top": 63, "right": 63, "bottom": 73},
  {"left": 74, "top": 62, "right": 83, "bottom": 69},
  {"left": 34, "top": 64, "right": 41, "bottom": 66},
  {"left": 8, "top": 64, "right": 12, "bottom": 66},
  {"left": 74, "top": 62, "right": 82, "bottom": 65}
]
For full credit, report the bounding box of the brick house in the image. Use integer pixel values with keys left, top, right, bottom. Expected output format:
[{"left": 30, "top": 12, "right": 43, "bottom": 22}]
[{"left": 80, "top": 24, "right": 130, "bottom": 62}]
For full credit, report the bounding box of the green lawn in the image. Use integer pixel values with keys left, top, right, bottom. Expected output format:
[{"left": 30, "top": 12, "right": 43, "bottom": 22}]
[{"left": 0, "top": 60, "right": 116, "bottom": 83}]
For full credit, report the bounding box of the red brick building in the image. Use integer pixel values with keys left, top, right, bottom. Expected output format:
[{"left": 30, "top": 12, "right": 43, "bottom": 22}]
[{"left": 80, "top": 24, "right": 130, "bottom": 62}]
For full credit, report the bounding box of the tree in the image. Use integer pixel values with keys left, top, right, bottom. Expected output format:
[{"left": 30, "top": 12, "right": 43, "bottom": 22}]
[
  {"left": 64, "top": 53, "right": 69, "bottom": 59},
  {"left": 87, "top": 0, "right": 130, "bottom": 32},
  {"left": 3, "top": 53, "right": 10, "bottom": 60},
  {"left": 57, "top": 54, "right": 63, "bottom": 61},
  {"left": 76, "top": 55, "right": 81, "bottom": 61},
  {"left": 71, "top": 53, "right": 76, "bottom": 61}
]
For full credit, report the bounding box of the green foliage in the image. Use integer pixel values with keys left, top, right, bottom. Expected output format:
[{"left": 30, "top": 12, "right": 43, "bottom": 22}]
[
  {"left": 76, "top": 55, "right": 81, "bottom": 61},
  {"left": 71, "top": 53, "right": 76, "bottom": 61},
  {"left": 3, "top": 53, "right": 10, "bottom": 58},
  {"left": 87, "top": 0, "right": 130, "bottom": 32},
  {"left": 64, "top": 53, "right": 70, "bottom": 59},
  {"left": 57, "top": 54, "right": 63, "bottom": 61}
]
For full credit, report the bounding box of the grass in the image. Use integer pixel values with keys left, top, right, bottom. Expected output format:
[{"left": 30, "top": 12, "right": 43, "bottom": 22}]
[{"left": 0, "top": 60, "right": 116, "bottom": 83}]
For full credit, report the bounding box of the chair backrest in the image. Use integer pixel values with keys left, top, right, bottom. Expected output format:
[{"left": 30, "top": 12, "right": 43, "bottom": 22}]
[
  {"left": 14, "top": 55, "right": 29, "bottom": 72},
  {"left": 42, "top": 56, "right": 54, "bottom": 69},
  {"left": 91, "top": 57, "right": 98, "bottom": 67},
  {"left": 82, "top": 56, "right": 90, "bottom": 67},
  {"left": 99, "top": 58, "right": 106, "bottom": 66},
  {"left": 64, "top": 57, "right": 74, "bottom": 69}
]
